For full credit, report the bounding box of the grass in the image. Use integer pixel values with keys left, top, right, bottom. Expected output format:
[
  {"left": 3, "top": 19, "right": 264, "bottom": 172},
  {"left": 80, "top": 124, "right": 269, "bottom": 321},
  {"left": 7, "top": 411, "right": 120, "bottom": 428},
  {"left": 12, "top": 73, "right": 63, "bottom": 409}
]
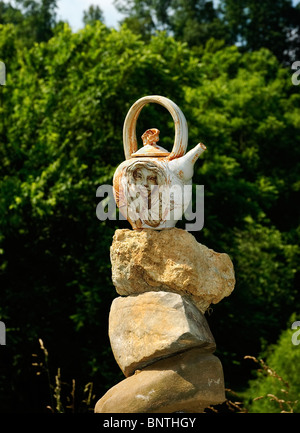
[{"left": 31, "top": 338, "right": 96, "bottom": 413}]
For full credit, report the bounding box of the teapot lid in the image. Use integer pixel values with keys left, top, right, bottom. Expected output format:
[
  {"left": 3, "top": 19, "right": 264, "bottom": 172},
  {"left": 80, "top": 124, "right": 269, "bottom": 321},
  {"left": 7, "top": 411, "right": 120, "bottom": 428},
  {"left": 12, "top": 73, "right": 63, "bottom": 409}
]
[{"left": 131, "top": 128, "right": 170, "bottom": 158}]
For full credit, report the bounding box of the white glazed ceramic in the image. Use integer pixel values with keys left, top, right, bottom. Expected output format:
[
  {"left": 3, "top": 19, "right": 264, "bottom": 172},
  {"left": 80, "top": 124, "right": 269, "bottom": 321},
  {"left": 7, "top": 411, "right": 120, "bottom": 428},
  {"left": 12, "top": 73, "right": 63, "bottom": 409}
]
[{"left": 113, "top": 95, "right": 206, "bottom": 230}]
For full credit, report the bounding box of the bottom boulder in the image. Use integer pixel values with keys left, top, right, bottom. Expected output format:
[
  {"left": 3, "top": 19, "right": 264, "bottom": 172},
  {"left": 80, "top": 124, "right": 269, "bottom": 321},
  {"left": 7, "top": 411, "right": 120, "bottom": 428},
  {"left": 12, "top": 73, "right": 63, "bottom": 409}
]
[{"left": 94, "top": 348, "right": 225, "bottom": 413}]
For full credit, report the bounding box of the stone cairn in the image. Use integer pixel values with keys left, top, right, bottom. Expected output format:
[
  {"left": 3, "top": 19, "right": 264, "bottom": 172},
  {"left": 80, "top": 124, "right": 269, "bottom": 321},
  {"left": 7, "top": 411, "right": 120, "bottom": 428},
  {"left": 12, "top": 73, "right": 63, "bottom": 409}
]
[{"left": 94, "top": 227, "right": 235, "bottom": 413}]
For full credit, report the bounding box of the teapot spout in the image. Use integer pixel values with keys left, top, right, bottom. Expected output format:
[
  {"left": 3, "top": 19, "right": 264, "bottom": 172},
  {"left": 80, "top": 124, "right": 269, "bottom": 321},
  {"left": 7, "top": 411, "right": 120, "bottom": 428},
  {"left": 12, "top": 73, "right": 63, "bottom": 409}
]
[{"left": 169, "top": 143, "right": 206, "bottom": 182}]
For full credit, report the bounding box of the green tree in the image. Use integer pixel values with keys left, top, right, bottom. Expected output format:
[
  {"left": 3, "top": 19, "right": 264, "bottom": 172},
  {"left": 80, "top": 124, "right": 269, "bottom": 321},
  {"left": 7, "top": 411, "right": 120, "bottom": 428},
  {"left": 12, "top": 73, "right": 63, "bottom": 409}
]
[
  {"left": 0, "top": 1, "right": 23, "bottom": 26},
  {"left": 114, "top": 0, "right": 229, "bottom": 45},
  {"left": 115, "top": 0, "right": 300, "bottom": 62},
  {"left": 0, "top": 21, "right": 201, "bottom": 412},
  {"left": 83, "top": 5, "right": 104, "bottom": 26},
  {"left": 184, "top": 44, "right": 300, "bottom": 387},
  {"left": 0, "top": 19, "right": 299, "bottom": 413},
  {"left": 220, "top": 0, "right": 300, "bottom": 64},
  {"left": 114, "top": 0, "right": 164, "bottom": 40},
  {"left": 169, "top": 0, "right": 230, "bottom": 47},
  {"left": 0, "top": 0, "right": 57, "bottom": 45},
  {"left": 242, "top": 314, "right": 300, "bottom": 412}
]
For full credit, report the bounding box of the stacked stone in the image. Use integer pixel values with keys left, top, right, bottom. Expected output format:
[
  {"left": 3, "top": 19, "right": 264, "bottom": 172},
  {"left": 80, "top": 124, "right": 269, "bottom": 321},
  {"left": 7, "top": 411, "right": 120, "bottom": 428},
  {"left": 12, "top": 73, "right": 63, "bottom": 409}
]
[{"left": 95, "top": 228, "right": 235, "bottom": 413}]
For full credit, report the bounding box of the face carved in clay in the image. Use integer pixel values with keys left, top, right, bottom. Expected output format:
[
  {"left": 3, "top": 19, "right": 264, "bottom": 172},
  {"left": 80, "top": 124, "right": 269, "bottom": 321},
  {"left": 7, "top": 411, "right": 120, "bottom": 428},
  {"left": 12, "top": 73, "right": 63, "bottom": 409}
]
[
  {"left": 123, "top": 160, "right": 171, "bottom": 228},
  {"left": 133, "top": 167, "right": 158, "bottom": 189}
]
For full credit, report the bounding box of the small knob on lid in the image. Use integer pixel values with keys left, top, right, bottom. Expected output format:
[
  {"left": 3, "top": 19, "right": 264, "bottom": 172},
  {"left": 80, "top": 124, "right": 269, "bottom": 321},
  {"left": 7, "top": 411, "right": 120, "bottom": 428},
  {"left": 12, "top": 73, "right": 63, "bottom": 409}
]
[
  {"left": 131, "top": 127, "right": 169, "bottom": 157},
  {"left": 141, "top": 128, "right": 160, "bottom": 146}
]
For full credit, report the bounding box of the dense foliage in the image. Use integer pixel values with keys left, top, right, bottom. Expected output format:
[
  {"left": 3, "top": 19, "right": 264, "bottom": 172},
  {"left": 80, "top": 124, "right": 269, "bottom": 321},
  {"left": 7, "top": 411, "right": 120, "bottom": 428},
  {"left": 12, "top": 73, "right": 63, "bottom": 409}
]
[
  {"left": 242, "top": 314, "right": 300, "bottom": 413},
  {"left": 114, "top": 0, "right": 300, "bottom": 64},
  {"left": 0, "top": 0, "right": 300, "bottom": 413}
]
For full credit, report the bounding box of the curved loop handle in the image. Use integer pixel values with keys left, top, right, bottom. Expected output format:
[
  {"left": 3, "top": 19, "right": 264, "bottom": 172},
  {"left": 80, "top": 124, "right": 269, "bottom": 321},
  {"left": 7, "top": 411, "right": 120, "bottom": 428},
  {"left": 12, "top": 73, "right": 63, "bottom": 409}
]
[{"left": 123, "top": 95, "right": 188, "bottom": 160}]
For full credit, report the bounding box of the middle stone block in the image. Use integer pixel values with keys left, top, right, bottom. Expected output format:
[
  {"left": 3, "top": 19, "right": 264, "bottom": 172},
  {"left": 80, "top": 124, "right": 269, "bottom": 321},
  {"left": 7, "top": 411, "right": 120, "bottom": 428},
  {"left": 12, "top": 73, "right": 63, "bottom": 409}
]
[{"left": 109, "top": 291, "right": 216, "bottom": 377}]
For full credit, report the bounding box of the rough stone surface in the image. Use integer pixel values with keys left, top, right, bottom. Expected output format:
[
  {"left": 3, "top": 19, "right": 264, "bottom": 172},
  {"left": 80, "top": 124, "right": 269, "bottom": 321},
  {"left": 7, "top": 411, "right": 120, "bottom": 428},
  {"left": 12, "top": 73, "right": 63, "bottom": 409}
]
[
  {"left": 94, "top": 349, "right": 225, "bottom": 413},
  {"left": 110, "top": 228, "right": 235, "bottom": 312},
  {"left": 109, "top": 291, "right": 216, "bottom": 377}
]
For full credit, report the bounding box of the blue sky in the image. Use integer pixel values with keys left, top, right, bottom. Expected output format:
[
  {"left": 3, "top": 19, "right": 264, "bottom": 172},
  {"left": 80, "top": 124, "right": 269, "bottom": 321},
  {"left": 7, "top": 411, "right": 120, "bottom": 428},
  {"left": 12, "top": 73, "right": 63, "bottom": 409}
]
[{"left": 56, "top": 0, "right": 122, "bottom": 31}]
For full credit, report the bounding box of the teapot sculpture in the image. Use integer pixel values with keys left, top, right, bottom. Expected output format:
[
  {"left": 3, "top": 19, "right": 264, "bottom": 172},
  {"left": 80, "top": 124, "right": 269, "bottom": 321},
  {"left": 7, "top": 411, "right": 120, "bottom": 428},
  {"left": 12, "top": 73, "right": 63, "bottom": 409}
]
[{"left": 113, "top": 95, "right": 206, "bottom": 230}]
